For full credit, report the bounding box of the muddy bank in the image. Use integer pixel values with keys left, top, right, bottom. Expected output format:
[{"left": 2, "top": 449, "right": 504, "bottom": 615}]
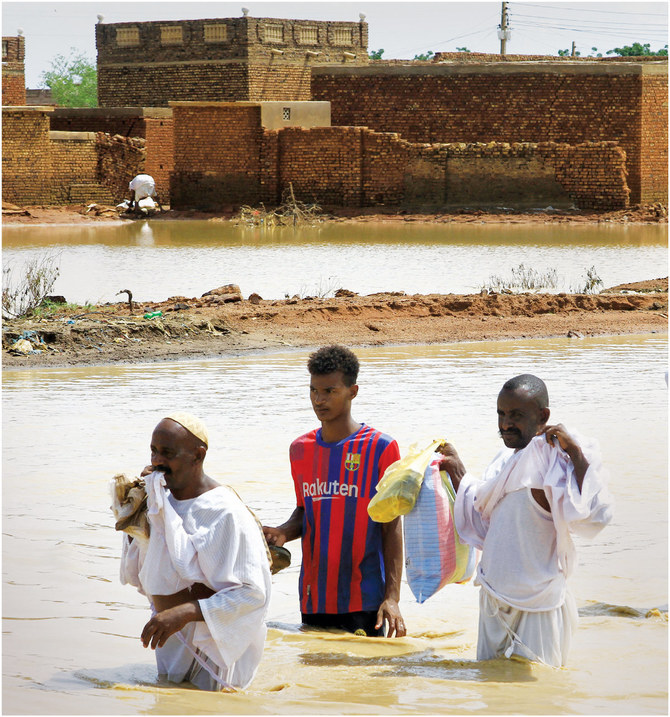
[
  {"left": 3, "top": 279, "right": 667, "bottom": 369},
  {"left": 2, "top": 201, "right": 668, "bottom": 226}
]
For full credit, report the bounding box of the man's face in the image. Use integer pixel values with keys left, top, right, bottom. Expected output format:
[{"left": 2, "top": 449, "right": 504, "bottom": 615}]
[
  {"left": 497, "top": 388, "right": 549, "bottom": 450},
  {"left": 310, "top": 371, "right": 357, "bottom": 423},
  {"left": 150, "top": 419, "right": 199, "bottom": 495}
]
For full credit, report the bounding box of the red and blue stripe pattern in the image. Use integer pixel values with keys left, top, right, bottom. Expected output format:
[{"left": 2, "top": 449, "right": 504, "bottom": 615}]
[{"left": 291, "top": 424, "right": 400, "bottom": 614}]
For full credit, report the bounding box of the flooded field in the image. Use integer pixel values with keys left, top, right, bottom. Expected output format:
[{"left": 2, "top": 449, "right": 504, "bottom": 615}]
[
  {"left": 2, "top": 335, "right": 667, "bottom": 714},
  {"left": 3, "top": 220, "right": 667, "bottom": 304}
]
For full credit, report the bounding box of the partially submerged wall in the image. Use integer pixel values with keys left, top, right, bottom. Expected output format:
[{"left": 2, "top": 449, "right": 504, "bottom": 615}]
[
  {"left": 169, "top": 104, "right": 630, "bottom": 210},
  {"left": 170, "top": 103, "right": 263, "bottom": 209},
  {"left": 311, "top": 61, "right": 668, "bottom": 204}
]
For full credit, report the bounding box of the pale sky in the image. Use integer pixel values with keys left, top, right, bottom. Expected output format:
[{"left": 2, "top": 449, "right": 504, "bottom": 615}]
[{"left": 2, "top": 1, "right": 668, "bottom": 88}]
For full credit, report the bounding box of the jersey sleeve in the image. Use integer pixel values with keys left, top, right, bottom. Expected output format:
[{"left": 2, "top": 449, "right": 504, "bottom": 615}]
[
  {"left": 377, "top": 438, "right": 401, "bottom": 484},
  {"left": 289, "top": 439, "right": 305, "bottom": 508}
]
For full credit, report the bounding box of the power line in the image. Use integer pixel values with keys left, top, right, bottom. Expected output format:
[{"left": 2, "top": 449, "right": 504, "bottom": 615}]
[{"left": 513, "top": 3, "right": 668, "bottom": 17}]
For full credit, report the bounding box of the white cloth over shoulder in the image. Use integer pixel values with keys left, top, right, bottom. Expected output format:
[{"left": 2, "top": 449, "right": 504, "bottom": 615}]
[
  {"left": 455, "top": 431, "right": 613, "bottom": 579},
  {"left": 120, "top": 474, "right": 272, "bottom": 690},
  {"left": 128, "top": 174, "right": 156, "bottom": 199}
]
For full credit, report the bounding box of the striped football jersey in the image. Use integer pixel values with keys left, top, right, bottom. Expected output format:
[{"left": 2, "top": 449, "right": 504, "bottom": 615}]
[{"left": 290, "top": 423, "right": 400, "bottom": 614}]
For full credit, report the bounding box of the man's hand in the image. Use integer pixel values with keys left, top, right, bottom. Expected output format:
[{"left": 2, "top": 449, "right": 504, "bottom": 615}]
[
  {"left": 437, "top": 443, "right": 466, "bottom": 492},
  {"left": 540, "top": 423, "right": 589, "bottom": 492},
  {"left": 375, "top": 598, "right": 406, "bottom": 638},
  {"left": 141, "top": 601, "right": 201, "bottom": 650},
  {"left": 140, "top": 464, "right": 154, "bottom": 477},
  {"left": 262, "top": 526, "right": 287, "bottom": 547}
]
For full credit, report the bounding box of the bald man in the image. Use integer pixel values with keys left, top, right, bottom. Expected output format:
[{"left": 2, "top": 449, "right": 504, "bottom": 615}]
[
  {"left": 119, "top": 413, "right": 271, "bottom": 690},
  {"left": 439, "top": 375, "right": 613, "bottom": 667}
]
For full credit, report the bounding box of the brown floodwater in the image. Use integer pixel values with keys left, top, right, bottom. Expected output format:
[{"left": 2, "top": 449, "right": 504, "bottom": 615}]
[
  {"left": 2, "top": 336, "right": 667, "bottom": 714},
  {"left": 2, "top": 221, "right": 666, "bottom": 304}
]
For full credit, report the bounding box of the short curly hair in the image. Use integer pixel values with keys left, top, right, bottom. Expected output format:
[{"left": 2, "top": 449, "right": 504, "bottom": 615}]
[{"left": 307, "top": 345, "right": 359, "bottom": 386}]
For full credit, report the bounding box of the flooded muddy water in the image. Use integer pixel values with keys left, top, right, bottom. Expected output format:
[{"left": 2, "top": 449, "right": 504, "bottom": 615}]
[
  {"left": 3, "top": 221, "right": 666, "bottom": 304},
  {"left": 2, "top": 335, "right": 667, "bottom": 714}
]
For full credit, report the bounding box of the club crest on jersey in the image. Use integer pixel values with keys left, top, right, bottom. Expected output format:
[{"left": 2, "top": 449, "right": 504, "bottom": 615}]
[{"left": 345, "top": 452, "right": 361, "bottom": 472}]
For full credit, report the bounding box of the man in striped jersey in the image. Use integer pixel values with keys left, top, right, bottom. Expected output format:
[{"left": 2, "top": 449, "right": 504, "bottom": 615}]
[{"left": 264, "top": 345, "right": 406, "bottom": 637}]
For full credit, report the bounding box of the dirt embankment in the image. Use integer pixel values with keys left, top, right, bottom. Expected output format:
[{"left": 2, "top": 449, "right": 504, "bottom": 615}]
[
  {"left": 3, "top": 280, "right": 667, "bottom": 369},
  {"left": 2, "top": 201, "right": 668, "bottom": 226}
]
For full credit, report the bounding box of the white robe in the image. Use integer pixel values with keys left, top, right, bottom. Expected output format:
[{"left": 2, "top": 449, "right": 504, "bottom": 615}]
[
  {"left": 120, "top": 473, "right": 272, "bottom": 690},
  {"left": 454, "top": 431, "right": 613, "bottom": 666}
]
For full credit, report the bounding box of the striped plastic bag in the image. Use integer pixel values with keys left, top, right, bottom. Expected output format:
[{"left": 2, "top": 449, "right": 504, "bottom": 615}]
[{"left": 404, "top": 456, "right": 478, "bottom": 603}]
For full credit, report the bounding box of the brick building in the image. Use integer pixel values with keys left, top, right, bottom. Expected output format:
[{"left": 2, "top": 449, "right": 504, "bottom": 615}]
[
  {"left": 169, "top": 102, "right": 631, "bottom": 211},
  {"left": 50, "top": 107, "right": 174, "bottom": 197},
  {"left": 96, "top": 15, "right": 368, "bottom": 107},
  {"left": 311, "top": 61, "right": 668, "bottom": 205},
  {"left": 2, "top": 106, "right": 144, "bottom": 206},
  {"left": 2, "top": 35, "right": 26, "bottom": 106}
]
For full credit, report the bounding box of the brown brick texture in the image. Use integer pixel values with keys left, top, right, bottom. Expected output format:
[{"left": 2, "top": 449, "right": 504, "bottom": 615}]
[
  {"left": 311, "top": 70, "right": 666, "bottom": 204},
  {"left": 170, "top": 105, "right": 263, "bottom": 209},
  {"left": 2, "top": 36, "right": 26, "bottom": 105},
  {"left": 170, "top": 105, "right": 630, "bottom": 210},
  {"left": 640, "top": 75, "right": 668, "bottom": 203}
]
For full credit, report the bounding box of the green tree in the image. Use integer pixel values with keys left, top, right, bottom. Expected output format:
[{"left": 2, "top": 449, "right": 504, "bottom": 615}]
[
  {"left": 607, "top": 42, "right": 668, "bottom": 56},
  {"left": 455, "top": 47, "right": 471, "bottom": 53},
  {"left": 413, "top": 50, "right": 435, "bottom": 60},
  {"left": 368, "top": 48, "right": 384, "bottom": 60},
  {"left": 41, "top": 48, "right": 97, "bottom": 107}
]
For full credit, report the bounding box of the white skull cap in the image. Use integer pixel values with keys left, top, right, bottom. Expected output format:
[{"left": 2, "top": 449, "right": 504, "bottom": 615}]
[{"left": 164, "top": 412, "right": 209, "bottom": 447}]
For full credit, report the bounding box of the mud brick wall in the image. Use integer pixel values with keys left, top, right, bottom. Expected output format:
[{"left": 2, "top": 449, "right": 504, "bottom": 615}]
[
  {"left": 97, "top": 17, "right": 367, "bottom": 107},
  {"left": 144, "top": 118, "right": 174, "bottom": 200},
  {"left": 50, "top": 114, "right": 147, "bottom": 137},
  {"left": 95, "top": 133, "right": 146, "bottom": 203},
  {"left": 311, "top": 65, "right": 667, "bottom": 204},
  {"left": 50, "top": 135, "right": 99, "bottom": 203},
  {"left": 97, "top": 63, "right": 250, "bottom": 107},
  {"left": 276, "top": 126, "right": 363, "bottom": 205},
  {"left": 170, "top": 104, "right": 263, "bottom": 209},
  {"left": 2, "top": 36, "right": 26, "bottom": 106},
  {"left": 2, "top": 108, "right": 53, "bottom": 204},
  {"left": 640, "top": 75, "right": 668, "bottom": 203},
  {"left": 259, "top": 130, "right": 280, "bottom": 203},
  {"left": 248, "top": 63, "right": 311, "bottom": 101}
]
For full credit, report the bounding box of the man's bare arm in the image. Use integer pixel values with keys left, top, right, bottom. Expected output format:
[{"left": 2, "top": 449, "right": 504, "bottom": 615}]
[
  {"left": 376, "top": 517, "right": 406, "bottom": 637},
  {"left": 437, "top": 443, "right": 467, "bottom": 492},
  {"left": 263, "top": 506, "right": 304, "bottom": 547}
]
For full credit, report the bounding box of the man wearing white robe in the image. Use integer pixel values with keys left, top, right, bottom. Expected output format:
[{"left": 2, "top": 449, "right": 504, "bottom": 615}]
[
  {"left": 119, "top": 412, "right": 272, "bottom": 690},
  {"left": 439, "top": 374, "right": 612, "bottom": 667}
]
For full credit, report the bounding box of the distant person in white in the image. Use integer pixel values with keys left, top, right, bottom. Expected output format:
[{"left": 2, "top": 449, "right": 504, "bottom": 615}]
[
  {"left": 438, "top": 374, "right": 613, "bottom": 667},
  {"left": 119, "top": 412, "right": 271, "bottom": 690},
  {"left": 128, "top": 174, "right": 161, "bottom": 211}
]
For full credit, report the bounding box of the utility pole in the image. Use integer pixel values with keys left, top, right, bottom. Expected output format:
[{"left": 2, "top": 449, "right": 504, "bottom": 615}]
[
  {"left": 571, "top": 41, "right": 576, "bottom": 56},
  {"left": 499, "top": 2, "right": 510, "bottom": 55}
]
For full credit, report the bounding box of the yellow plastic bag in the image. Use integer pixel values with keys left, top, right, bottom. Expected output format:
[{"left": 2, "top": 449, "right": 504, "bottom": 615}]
[{"left": 368, "top": 439, "right": 446, "bottom": 522}]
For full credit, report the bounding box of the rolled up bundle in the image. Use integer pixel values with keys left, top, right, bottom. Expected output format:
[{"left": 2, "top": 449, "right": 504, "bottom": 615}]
[{"left": 110, "top": 473, "right": 150, "bottom": 541}]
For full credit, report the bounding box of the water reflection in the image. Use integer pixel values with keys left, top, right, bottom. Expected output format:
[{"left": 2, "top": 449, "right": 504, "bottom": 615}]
[{"left": 3, "top": 221, "right": 666, "bottom": 304}]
